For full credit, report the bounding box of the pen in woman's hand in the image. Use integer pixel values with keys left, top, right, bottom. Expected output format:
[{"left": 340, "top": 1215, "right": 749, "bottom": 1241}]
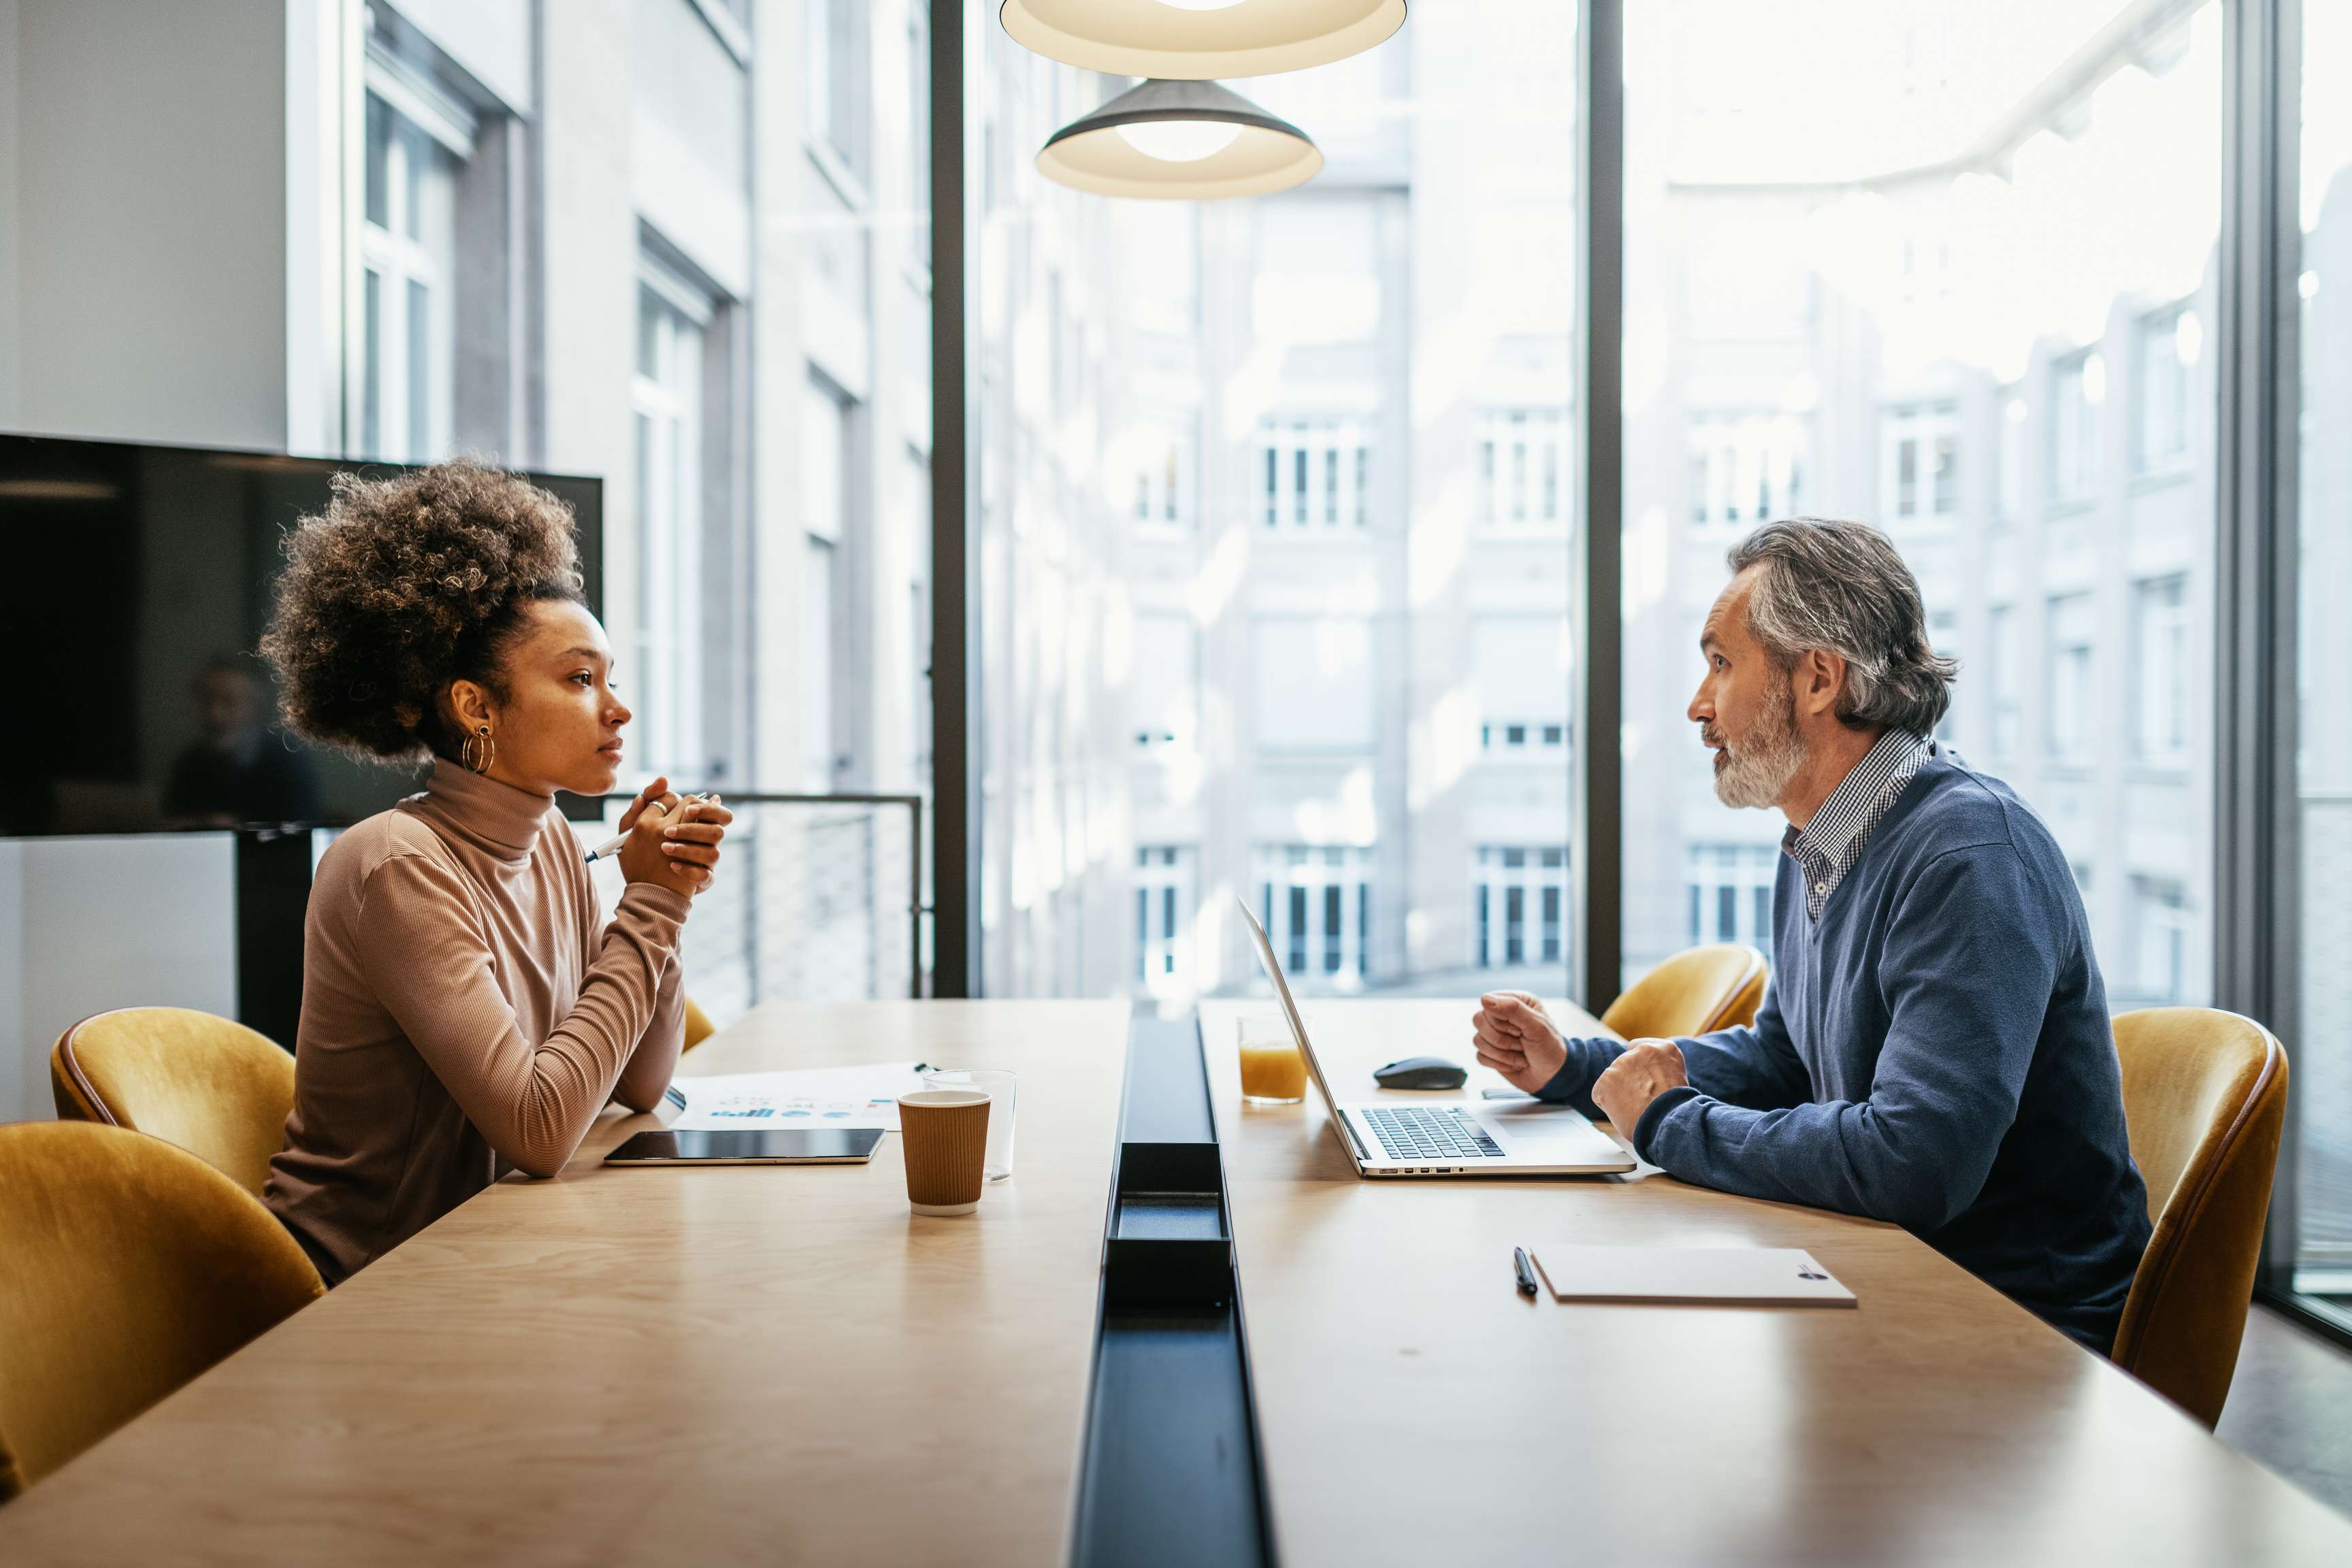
[{"left": 585, "top": 792, "right": 708, "bottom": 862}]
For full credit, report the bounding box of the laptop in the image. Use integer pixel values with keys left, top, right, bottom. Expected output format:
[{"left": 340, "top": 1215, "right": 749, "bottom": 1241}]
[{"left": 1237, "top": 897, "right": 1635, "bottom": 1177}]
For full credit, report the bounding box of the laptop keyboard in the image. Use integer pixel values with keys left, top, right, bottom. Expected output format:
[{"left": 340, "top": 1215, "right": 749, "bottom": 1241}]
[{"left": 1362, "top": 1105, "right": 1505, "bottom": 1162}]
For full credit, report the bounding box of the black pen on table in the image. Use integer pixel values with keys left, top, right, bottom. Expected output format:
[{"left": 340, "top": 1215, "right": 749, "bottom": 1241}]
[
  {"left": 585, "top": 791, "right": 714, "bottom": 863},
  {"left": 1514, "top": 1245, "right": 1539, "bottom": 1298}
]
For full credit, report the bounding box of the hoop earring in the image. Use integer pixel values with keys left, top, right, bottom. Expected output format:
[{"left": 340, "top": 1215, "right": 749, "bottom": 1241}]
[{"left": 461, "top": 724, "right": 495, "bottom": 776}]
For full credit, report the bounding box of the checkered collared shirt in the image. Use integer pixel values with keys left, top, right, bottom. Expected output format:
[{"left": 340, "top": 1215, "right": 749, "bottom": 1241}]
[{"left": 1784, "top": 730, "right": 1934, "bottom": 920}]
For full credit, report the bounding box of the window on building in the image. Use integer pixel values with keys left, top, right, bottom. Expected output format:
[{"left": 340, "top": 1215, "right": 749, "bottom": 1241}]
[
  {"left": 1475, "top": 617, "right": 1571, "bottom": 762},
  {"left": 1929, "top": 609, "right": 1959, "bottom": 744},
  {"left": 2050, "top": 348, "right": 2104, "bottom": 503},
  {"left": 1880, "top": 402, "right": 1959, "bottom": 521},
  {"left": 1687, "top": 412, "right": 1808, "bottom": 529},
  {"left": 1134, "top": 423, "right": 1190, "bottom": 528},
  {"left": 632, "top": 265, "right": 715, "bottom": 777},
  {"left": 1997, "top": 386, "right": 2027, "bottom": 527},
  {"left": 1475, "top": 408, "right": 1569, "bottom": 531},
  {"left": 2045, "top": 592, "right": 2096, "bottom": 764},
  {"left": 907, "top": 3, "right": 930, "bottom": 266},
  {"left": 1987, "top": 604, "right": 2021, "bottom": 760},
  {"left": 2131, "top": 875, "right": 2189, "bottom": 1006},
  {"left": 1686, "top": 844, "right": 1780, "bottom": 959},
  {"left": 807, "top": 0, "right": 866, "bottom": 178},
  {"left": 2134, "top": 574, "right": 2189, "bottom": 765},
  {"left": 1256, "top": 847, "right": 1374, "bottom": 987},
  {"left": 360, "top": 90, "right": 461, "bottom": 463},
  {"left": 1134, "top": 846, "right": 1196, "bottom": 996},
  {"left": 1132, "top": 614, "right": 1196, "bottom": 751},
  {"left": 1254, "top": 617, "right": 1375, "bottom": 750},
  {"left": 1472, "top": 847, "right": 1569, "bottom": 969},
  {"left": 2138, "top": 304, "right": 2198, "bottom": 472},
  {"left": 1258, "top": 421, "right": 1373, "bottom": 532},
  {"left": 803, "top": 375, "right": 853, "bottom": 791}
]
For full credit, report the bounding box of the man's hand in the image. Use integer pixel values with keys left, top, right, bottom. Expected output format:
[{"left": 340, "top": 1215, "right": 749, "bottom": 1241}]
[
  {"left": 1472, "top": 991, "right": 1568, "bottom": 1094},
  {"left": 1590, "top": 1039, "right": 1690, "bottom": 1147}
]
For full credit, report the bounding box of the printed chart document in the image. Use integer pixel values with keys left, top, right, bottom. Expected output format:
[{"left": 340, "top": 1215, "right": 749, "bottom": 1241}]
[
  {"left": 1529, "top": 1245, "right": 1856, "bottom": 1307},
  {"left": 666, "top": 1062, "right": 930, "bottom": 1132}
]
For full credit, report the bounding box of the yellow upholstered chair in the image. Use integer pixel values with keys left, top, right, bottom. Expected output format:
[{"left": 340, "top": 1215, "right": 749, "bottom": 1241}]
[
  {"left": 1601, "top": 944, "right": 1769, "bottom": 1040},
  {"left": 0, "top": 1121, "right": 323, "bottom": 1501},
  {"left": 50, "top": 1007, "right": 295, "bottom": 1201},
  {"left": 2110, "top": 1008, "right": 2288, "bottom": 1428},
  {"left": 683, "top": 994, "right": 717, "bottom": 1053}
]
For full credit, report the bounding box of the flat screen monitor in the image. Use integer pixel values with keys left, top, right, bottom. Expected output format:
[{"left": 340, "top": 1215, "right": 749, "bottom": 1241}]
[{"left": 0, "top": 433, "right": 602, "bottom": 837}]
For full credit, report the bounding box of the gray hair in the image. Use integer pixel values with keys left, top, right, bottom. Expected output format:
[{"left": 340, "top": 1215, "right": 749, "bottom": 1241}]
[{"left": 1726, "top": 519, "right": 1956, "bottom": 735}]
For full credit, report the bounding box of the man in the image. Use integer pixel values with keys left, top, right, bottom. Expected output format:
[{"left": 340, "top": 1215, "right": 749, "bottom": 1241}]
[{"left": 1475, "top": 519, "right": 2150, "bottom": 1352}]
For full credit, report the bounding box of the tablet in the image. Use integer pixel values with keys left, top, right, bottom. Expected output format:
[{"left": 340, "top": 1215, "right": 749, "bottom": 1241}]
[{"left": 603, "top": 1127, "right": 885, "bottom": 1166}]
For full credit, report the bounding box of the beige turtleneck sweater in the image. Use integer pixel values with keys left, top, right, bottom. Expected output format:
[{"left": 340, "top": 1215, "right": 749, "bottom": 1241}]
[{"left": 265, "top": 761, "right": 690, "bottom": 1284}]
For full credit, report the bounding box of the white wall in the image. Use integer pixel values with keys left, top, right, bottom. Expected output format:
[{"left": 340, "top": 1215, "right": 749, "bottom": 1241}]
[{"left": 0, "top": 838, "right": 238, "bottom": 1126}]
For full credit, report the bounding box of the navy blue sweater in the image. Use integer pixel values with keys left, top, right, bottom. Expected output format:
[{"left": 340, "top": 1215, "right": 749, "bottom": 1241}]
[{"left": 1541, "top": 755, "right": 2151, "bottom": 1352}]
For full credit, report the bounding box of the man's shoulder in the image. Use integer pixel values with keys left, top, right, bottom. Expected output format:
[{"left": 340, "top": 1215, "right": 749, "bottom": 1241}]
[{"left": 1884, "top": 756, "right": 2067, "bottom": 873}]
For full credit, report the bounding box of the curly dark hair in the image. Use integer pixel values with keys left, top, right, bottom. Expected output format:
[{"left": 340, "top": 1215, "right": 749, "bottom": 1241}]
[{"left": 260, "top": 459, "right": 585, "bottom": 763}]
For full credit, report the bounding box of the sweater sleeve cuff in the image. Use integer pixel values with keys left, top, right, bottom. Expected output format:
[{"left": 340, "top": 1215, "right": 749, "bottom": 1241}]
[
  {"left": 1631, "top": 1084, "right": 1703, "bottom": 1161},
  {"left": 1534, "top": 1058, "right": 1588, "bottom": 1103},
  {"left": 615, "top": 880, "right": 693, "bottom": 936}
]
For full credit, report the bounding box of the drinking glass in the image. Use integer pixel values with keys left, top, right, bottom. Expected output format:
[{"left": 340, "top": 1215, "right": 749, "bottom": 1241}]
[{"left": 1237, "top": 1013, "right": 1307, "bottom": 1105}]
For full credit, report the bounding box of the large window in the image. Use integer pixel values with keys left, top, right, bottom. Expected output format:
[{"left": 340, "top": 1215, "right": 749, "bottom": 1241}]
[
  {"left": 1620, "top": 1, "right": 2219, "bottom": 1008},
  {"left": 980, "top": 10, "right": 1575, "bottom": 1001},
  {"left": 2295, "top": 0, "right": 2352, "bottom": 1314}
]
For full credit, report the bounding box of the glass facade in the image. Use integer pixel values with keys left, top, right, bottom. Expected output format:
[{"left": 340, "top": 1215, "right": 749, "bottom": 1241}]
[
  {"left": 976, "top": 2, "right": 1577, "bottom": 1003},
  {"left": 2296, "top": 0, "right": 2352, "bottom": 1313},
  {"left": 1620, "top": 1, "right": 2221, "bottom": 1016}
]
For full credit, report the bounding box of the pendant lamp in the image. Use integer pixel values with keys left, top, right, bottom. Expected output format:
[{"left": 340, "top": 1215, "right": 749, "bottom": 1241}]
[
  {"left": 1000, "top": 0, "right": 1406, "bottom": 80},
  {"left": 1035, "top": 78, "right": 1322, "bottom": 199}
]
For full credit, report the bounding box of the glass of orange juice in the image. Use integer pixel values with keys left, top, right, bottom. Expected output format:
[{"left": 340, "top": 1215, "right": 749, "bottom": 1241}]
[{"left": 1238, "top": 1013, "right": 1307, "bottom": 1105}]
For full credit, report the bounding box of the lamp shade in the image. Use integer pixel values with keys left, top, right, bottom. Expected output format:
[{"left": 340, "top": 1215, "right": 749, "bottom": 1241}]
[
  {"left": 1001, "top": 0, "right": 1406, "bottom": 80},
  {"left": 1037, "top": 78, "right": 1322, "bottom": 200}
]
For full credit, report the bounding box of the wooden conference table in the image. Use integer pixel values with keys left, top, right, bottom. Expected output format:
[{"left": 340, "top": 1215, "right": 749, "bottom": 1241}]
[
  {"left": 1200, "top": 997, "right": 2352, "bottom": 1567},
  {"left": 0, "top": 1000, "right": 1129, "bottom": 1567}
]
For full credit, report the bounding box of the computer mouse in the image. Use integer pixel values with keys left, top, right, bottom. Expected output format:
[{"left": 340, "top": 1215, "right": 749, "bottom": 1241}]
[{"left": 1373, "top": 1056, "right": 1469, "bottom": 1092}]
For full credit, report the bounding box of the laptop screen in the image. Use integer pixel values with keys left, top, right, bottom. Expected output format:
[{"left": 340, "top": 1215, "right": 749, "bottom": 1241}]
[{"left": 1235, "top": 896, "right": 1342, "bottom": 1114}]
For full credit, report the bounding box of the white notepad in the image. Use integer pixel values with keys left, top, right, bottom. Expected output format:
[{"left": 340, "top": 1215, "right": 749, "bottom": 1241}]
[{"left": 1530, "top": 1245, "right": 1856, "bottom": 1307}]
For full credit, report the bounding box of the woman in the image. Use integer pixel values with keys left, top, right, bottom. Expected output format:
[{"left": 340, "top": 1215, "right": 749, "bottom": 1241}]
[{"left": 259, "top": 460, "right": 731, "bottom": 1284}]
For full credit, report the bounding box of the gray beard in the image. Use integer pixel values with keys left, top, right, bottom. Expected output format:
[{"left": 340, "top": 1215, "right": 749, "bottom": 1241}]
[{"left": 1713, "top": 689, "right": 1806, "bottom": 810}]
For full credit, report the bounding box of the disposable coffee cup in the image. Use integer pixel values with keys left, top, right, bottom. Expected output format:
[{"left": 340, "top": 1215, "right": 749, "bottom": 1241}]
[{"left": 898, "top": 1088, "right": 992, "bottom": 1215}]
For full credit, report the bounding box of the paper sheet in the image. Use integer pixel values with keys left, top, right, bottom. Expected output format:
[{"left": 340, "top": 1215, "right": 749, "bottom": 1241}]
[
  {"left": 1529, "top": 1245, "right": 1856, "bottom": 1307},
  {"left": 664, "top": 1062, "right": 931, "bottom": 1132}
]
